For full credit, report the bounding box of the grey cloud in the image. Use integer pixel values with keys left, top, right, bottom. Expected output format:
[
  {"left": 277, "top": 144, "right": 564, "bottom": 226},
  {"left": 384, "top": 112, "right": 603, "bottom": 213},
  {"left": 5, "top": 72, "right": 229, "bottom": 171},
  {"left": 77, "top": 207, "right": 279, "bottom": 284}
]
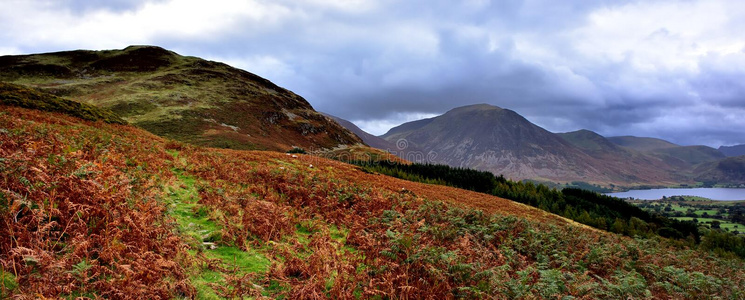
[
  {"left": 2, "top": 0, "right": 744, "bottom": 147},
  {"left": 690, "top": 59, "right": 745, "bottom": 109}
]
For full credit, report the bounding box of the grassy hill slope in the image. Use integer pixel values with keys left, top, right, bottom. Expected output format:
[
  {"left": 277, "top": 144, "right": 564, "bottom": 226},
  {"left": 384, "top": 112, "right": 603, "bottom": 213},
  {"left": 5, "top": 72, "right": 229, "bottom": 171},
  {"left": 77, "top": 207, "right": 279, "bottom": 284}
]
[
  {"left": 0, "top": 82, "right": 125, "bottom": 124},
  {"left": 651, "top": 145, "right": 726, "bottom": 166},
  {"left": 557, "top": 129, "right": 686, "bottom": 186},
  {"left": 607, "top": 135, "right": 723, "bottom": 167},
  {"left": 607, "top": 136, "right": 680, "bottom": 152},
  {"left": 719, "top": 144, "right": 745, "bottom": 157},
  {"left": 2, "top": 104, "right": 745, "bottom": 298},
  {"left": 0, "top": 46, "right": 362, "bottom": 151},
  {"left": 695, "top": 156, "right": 745, "bottom": 185}
]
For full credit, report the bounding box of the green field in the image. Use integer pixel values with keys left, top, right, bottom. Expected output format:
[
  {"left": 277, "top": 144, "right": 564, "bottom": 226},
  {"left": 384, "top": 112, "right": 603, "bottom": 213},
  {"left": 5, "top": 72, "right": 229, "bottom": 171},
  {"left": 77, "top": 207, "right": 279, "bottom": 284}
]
[{"left": 632, "top": 198, "right": 745, "bottom": 234}]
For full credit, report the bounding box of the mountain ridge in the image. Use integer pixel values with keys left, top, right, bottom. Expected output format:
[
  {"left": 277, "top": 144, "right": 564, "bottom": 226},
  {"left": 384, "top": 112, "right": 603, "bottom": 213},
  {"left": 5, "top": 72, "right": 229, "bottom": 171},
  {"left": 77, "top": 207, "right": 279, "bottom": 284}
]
[
  {"left": 322, "top": 112, "right": 395, "bottom": 150},
  {"left": 720, "top": 144, "right": 745, "bottom": 157},
  {"left": 607, "top": 135, "right": 679, "bottom": 152},
  {"left": 369, "top": 104, "right": 742, "bottom": 187},
  {"left": 379, "top": 104, "right": 675, "bottom": 185},
  {"left": 0, "top": 45, "right": 363, "bottom": 151}
]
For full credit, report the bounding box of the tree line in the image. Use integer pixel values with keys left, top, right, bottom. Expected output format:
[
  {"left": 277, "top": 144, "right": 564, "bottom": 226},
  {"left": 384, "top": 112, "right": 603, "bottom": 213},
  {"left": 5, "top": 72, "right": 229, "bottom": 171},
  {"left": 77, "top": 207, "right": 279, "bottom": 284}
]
[{"left": 353, "top": 160, "right": 745, "bottom": 258}]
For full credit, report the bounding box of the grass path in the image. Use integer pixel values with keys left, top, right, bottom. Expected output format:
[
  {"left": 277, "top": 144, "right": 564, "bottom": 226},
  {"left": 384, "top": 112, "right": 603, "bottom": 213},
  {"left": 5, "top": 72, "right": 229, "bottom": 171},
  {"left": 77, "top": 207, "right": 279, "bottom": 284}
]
[{"left": 165, "top": 157, "right": 270, "bottom": 298}]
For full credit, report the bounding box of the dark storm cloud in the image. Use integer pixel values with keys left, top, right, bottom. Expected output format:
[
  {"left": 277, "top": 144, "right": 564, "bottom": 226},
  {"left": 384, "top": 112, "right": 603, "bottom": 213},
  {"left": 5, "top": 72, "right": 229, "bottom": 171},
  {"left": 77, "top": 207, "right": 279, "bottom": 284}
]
[
  {"left": 1, "top": 0, "right": 744, "bottom": 146},
  {"left": 690, "top": 55, "right": 745, "bottom": 109}
]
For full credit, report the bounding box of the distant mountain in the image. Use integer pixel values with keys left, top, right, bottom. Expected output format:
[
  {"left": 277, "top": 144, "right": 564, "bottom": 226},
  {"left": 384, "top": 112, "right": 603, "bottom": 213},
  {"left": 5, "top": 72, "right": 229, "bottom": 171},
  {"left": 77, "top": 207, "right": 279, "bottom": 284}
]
[
  {"left": 556, "top": 129, "right": 687, "bottom": 184},
  {"left": 695, "top": 156, "right": 745, "bottom": 185},
  {"left": 652, "top": 145, "right": 725, "bottom": 166},
  {"left": 557, "top": 129, "right": 625, "bottom": 154},
  {"left": 381, "top": 104, "right": 683, "bottom": 185},
  {"left": 608, "top": 135, "right": 723, "bottom": 165},
  {"left": 607, "top": 136, "right": 679, "bottom": 152},
  {"left": 719, "top": 144, "right": 745, "bottom": 157},
  {"left": 323, "top": 113, "right": 396, "bottom": 151},
  {"left": 382, "top": 117, "right": 435, "bottom": 138},
  {"left": 0, "top": 46, "right": 362, "bottom": 151},
  {"left": 326, "top": 113, "right": 429, "bottom": 162},
  {"left": 608, "top": 135, "right": 724, "bottom": 167}
]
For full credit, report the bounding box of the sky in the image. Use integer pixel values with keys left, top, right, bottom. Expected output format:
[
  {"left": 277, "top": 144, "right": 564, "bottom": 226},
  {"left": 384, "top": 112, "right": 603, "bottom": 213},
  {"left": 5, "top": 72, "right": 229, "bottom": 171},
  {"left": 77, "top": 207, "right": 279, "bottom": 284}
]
[{"left": 1, "top": 0, "right": 744, "bottom": 147}]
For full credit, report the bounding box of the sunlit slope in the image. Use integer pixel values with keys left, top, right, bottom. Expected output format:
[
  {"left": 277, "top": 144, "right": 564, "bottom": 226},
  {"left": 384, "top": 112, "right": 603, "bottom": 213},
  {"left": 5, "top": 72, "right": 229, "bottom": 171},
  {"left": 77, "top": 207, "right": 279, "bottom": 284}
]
[
  {"left": 0, "top": 46, "right": 362, "bottom": 151},
  {"left": 0, "top": 81, "right": 125, "bottom": 124}
]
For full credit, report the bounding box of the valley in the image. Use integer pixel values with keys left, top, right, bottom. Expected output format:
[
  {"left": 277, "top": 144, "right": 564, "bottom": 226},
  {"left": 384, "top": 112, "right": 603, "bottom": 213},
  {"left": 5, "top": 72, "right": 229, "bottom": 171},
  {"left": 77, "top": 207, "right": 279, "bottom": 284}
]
[{"left": 630, "top": 197, "right": 745, "bottom": 235}]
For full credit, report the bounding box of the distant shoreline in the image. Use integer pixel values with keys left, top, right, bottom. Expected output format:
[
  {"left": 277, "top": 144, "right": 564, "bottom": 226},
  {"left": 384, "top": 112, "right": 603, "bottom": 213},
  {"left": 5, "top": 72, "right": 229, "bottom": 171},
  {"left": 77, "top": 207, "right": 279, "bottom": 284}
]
[{"left": 607, "top": 187, "right": 745, "bottom": 201}]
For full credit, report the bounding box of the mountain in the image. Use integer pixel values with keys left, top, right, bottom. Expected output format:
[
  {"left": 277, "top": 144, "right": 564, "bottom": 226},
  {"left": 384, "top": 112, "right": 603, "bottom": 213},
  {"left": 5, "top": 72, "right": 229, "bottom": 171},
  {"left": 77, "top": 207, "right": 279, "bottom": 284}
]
[
  {"left": 694, "top": 155, "right": 745, "bottom": 185},
  {"left": 608, "top": 136, "right": 725, "bottom": 167},
  {"left": 382, "top": 117, "right": 435, "bottom": 138},
  {"left": 607, "top": 136, "right": 679, "bottom": 152},
  {"left": 325, "top": 113, "right": 431, "bottom": 162},
  {"left": 382, "top": 104, "right": 589, "bottom": 181},
  {"left": 322, "top": 113, "right": 395, "bottom": 151},
  {"left": 0, "top": 45, "right": 362, "bottom": 151},
  {"left": 556, "top": 129, "right": 686, "bottom": 181},
  {"left": 562, "top": 131, "right": 742, "bottom": 184},
  {"left": 381, "top": 105, "right": 743, "bottom": 187},
  {"left": 720, "top": 144, "right": 745, "bottom": 157},
  {"left": 4, "top": 90, "right": 745, "bottom": 299},
  {"left": 557, "top": 129, "right": 626, "bottom": 154},
  {"left": 381, "top": 104, "right": 683, "bottom": 185},
  {"left": 652, "top": 145, "right": 725, "bottom": 166}
]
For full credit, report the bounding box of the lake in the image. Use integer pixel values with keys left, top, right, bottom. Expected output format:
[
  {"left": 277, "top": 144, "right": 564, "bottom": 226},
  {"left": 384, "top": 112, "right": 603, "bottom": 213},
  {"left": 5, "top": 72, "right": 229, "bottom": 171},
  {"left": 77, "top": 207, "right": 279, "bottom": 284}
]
[{"left": 607, "top": 188, "right": 745, "bottom": 201}]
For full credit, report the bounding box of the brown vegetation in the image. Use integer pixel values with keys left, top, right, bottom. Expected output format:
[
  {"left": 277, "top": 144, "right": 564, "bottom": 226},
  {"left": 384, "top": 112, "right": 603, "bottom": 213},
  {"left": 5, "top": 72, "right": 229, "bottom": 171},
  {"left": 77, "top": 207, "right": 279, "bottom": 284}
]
[{"left": 2, "top": 105, "right": 745, "bottom": 299}]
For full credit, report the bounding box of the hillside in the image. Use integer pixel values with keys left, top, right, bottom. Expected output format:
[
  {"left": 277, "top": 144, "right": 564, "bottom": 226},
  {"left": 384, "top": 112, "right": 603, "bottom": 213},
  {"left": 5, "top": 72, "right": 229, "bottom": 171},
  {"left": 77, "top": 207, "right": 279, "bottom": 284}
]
[
  {"left": 557, "top": 129, "right": 623, "bottom": 154},
  {"left": 325, "top": 113, "right": 430, "bottom": 163},
  {"left": 557, "top": 130, "right": 684, "bottom": 184},
  {"left": 3, "top": 94, "right": 745, "bottom": 298},
  {"left": 607, "top": 136, "right": 724, "bottom": 166},
  {"left": 381, "top": 104, "right": 594, "bottom": 181},
  {"left": 0, "top": 82, "right": 125, "bottom": 124},
  {"left": 652, "top": 145, "right": 725, "bottom": 166},
  {"left": 606, "top": 135, "right": 745, "bottom": 185},
  {"left": 607, "top": 136, "right": 680, "bottom": 152},
  {"left": 381, "top": 104, "right": 684, "bottom": 186},
  {"left": 322, "top": 113, "right": 395, "bottom": 151},
  {"left": 381, "top": 116, "right": 435, "bottom": 138},
  {"left": 695, "top": 156, "right": 745, "bottom": 185},
  {"left": 720, "top": 144, "right": 745, "bottom": 157},
  {"left": 0, "top": 46, "right": 362, "bottom": 151}
]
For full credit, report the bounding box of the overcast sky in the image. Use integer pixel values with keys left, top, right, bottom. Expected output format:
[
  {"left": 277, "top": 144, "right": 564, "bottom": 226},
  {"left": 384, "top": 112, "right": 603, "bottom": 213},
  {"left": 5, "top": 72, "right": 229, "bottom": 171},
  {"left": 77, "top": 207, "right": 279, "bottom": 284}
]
[{"left": 2, "top": 0, "right": 744, "bottom": 146}]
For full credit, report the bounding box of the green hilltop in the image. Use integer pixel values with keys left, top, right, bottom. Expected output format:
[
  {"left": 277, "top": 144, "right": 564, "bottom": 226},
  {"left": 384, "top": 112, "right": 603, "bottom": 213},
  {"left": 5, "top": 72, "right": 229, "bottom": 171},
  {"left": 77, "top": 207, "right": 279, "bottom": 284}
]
[{"left": 0, "top": 45, "right": 362, "bottom": 151}]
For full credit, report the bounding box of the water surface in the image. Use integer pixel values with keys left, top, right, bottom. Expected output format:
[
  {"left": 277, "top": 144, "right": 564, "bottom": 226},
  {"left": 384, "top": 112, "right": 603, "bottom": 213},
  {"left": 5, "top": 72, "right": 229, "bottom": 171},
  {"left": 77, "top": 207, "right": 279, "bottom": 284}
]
[{"left": 607, "top": 188, "right": 745, "bottom": 201}]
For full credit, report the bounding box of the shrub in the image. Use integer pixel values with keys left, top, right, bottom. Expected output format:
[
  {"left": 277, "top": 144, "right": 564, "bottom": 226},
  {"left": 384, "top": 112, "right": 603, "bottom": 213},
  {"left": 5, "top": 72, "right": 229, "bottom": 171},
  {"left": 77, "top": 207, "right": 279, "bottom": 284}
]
[{"left": 287, "top": 147, "right": 307, "bottom": 154}]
